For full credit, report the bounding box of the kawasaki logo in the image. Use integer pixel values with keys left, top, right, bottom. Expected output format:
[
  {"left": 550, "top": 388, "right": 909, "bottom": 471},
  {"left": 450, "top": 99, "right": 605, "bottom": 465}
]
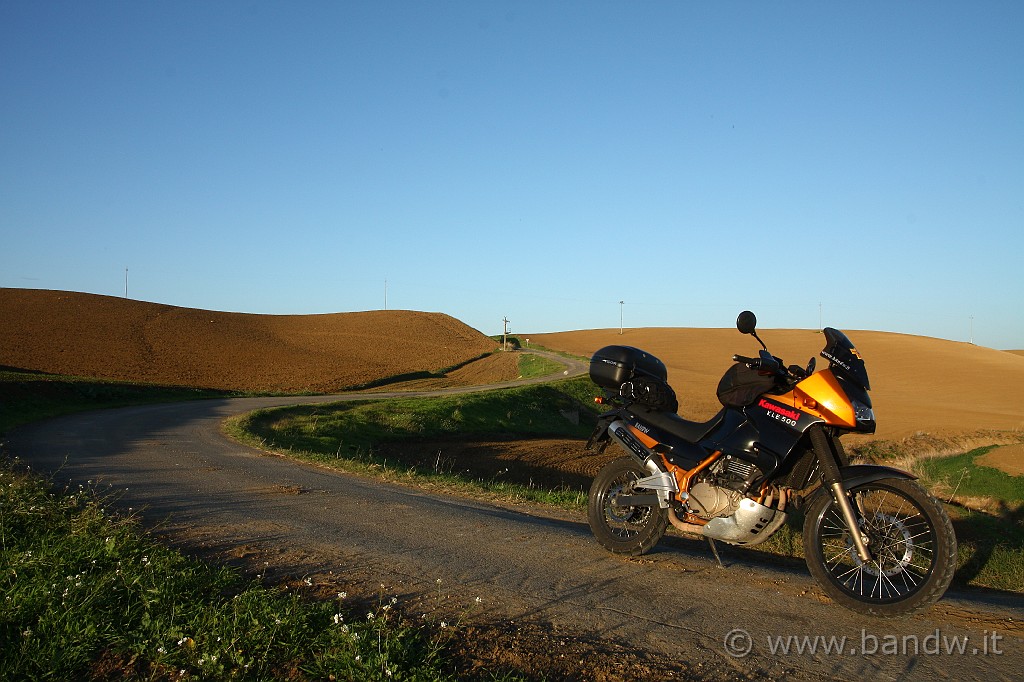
[{"left": 758, "top": 398, "right": 801, "bottom": 422}]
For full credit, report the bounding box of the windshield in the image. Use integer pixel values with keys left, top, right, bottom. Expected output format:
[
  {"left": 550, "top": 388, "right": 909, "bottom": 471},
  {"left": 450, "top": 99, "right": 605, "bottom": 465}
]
[{"left": 821, "top": 327, "right": 870, "bottom": 390}]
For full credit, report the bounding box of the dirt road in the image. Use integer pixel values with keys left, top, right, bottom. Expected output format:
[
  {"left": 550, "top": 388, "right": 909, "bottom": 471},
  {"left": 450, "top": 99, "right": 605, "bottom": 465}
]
[{"left": 6, "top": 354, "right": 1021, "bottom": 680}]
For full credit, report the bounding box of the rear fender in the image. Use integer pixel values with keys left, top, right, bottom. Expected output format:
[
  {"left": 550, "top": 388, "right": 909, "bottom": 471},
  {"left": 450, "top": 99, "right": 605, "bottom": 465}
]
[{"left": 585, "top": 411, "right": 621, "bottom": 451}]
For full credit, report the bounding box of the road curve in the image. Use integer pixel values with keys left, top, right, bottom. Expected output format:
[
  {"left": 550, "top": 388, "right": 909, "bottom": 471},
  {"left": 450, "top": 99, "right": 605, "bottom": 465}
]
[{"left": 5, "top": 350, "right": 1021, "bottom": 680}]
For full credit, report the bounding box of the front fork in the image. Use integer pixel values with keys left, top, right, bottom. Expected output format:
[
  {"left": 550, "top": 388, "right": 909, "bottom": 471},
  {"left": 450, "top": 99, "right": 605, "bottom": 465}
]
[{"left": 809, "top": 427, "right": 873, "bottom": 563}]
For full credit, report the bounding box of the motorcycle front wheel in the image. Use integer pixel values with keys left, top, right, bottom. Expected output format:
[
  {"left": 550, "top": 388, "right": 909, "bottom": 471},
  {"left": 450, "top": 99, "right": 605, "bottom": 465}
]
[
  {"left": 588, "top": 457, "right": 668, "bottom": 556},
  {"left": 803, "top": 477, "right": 957, "bottom": 617}
]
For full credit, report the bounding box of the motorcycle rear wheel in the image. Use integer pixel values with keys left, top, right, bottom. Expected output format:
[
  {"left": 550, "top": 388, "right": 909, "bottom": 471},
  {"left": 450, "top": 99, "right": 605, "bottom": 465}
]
[
  {"left": 803, "top": 477, "right": 957, "bottom": 617},
  {"left": 588, "top": 457, "right": 668, "bottom": 556}
]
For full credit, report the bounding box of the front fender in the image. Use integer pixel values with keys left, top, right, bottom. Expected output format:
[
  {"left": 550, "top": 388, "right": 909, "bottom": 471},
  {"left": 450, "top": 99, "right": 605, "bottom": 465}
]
[
  {"left": 800, "top": 463, "right": 917, "bottom": 509},
  {"left": 839, "top": 464, "right": 917, "bottom": 490}
]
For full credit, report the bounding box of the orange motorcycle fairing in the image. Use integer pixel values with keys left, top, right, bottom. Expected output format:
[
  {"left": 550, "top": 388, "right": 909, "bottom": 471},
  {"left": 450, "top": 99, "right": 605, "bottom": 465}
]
[{"left": 771, "top": 368, "right": 857, "bottom": 429}]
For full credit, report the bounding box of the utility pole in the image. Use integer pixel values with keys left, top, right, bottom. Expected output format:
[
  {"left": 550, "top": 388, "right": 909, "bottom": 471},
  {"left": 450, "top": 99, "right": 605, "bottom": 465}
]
[
  {"left": 125, "top": 268, "right": 128, "bottom": 298},
  {"left": 384, "top": 279, "right": 388, "bottom": 310},
  {"left": 970, "top": 316, "right": 974, "bottom": 344},
  {"left": 502, "top": 316, "right": 511, "bottom": 351},
  {"left": 619, "top": 300, "right": 624, "bottom": 335}
]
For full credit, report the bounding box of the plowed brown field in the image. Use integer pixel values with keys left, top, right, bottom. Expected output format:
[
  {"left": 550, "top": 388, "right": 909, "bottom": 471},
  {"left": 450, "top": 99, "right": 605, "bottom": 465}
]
[
  {"left": 0, "top": 288, "right": 500, "bottom": 392},
  {"left": 530, "top": 327, "right": 1024, "bottom": 442},
  {"left": 4, "top": 287, "right": 1024, "bottom": 453}
]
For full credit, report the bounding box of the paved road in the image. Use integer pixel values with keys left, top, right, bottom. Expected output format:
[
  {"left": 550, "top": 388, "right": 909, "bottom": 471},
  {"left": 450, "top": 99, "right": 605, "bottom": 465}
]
[{"left": 6, "top": 351, "right": 1021, "bottom": 680}]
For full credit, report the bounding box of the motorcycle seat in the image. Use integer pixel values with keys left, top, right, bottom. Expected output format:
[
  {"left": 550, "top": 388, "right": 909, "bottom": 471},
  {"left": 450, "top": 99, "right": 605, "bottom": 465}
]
[{"left": 628, "top": 404, "right": 726, "bottom": 443}]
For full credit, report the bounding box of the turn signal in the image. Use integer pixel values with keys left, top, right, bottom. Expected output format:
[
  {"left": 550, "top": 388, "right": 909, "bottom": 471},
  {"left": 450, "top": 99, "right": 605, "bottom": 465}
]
[{"left": 594, "top": 396, "right": 606, "bottom": 405}]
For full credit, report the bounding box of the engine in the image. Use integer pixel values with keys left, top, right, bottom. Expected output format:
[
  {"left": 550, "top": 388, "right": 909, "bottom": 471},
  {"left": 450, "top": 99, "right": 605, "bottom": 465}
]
[{"left": 685, "top": 455, "right": 763, "bottom": 520}]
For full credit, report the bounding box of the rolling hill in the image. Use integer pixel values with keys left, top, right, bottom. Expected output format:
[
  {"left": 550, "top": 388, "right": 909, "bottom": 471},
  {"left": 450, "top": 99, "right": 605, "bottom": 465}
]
[
  {"left": 4, "top": 288, "right": 1023, "bottom": 443},
  {"left": 0, "top": 289, "right": 499, "bottom": 393}
]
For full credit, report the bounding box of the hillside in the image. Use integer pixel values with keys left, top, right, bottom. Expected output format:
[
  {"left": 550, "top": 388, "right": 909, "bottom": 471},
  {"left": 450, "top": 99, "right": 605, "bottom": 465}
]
[
  {"left": 530, "top": 327, "right": 1024, "bottom": 441},
  {"left": 0, "top": 289, "right": 498, "bottom": 393},
  {"left": 4, "top": 289, "right": 1022, "bottom": 442}
]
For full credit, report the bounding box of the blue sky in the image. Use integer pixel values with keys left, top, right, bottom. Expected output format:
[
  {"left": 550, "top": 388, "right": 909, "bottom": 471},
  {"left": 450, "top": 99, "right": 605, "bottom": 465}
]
[{"left": 2, "top": 1, "right": 1022, "bottom": 348}]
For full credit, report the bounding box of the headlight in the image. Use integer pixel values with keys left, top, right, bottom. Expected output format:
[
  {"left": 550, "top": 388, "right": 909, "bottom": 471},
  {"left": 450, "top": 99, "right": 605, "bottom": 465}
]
[{"left": 852, "top": 399, "right": 876, "bottom": 433}]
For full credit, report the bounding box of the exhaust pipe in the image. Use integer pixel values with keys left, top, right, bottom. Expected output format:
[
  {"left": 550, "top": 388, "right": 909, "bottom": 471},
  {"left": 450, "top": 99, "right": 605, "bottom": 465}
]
[{"left": 667, "top": 508, "right": 705, "bottom": 535}]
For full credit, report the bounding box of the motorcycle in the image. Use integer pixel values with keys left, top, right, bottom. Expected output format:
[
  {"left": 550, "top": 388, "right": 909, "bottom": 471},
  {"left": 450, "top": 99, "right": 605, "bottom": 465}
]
[{"left": 585, "top": 311, "right": 957, "bottom": 616}]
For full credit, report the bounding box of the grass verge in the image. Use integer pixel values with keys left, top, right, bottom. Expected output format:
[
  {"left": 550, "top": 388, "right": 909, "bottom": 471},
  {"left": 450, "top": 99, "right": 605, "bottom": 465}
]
[
  {"left": 1, "top": 369, "right": 530, "bottom": 679},
  {"left": 227, "top": 376, "right": 603, "bottom": 508},
  {"left": 911, "top": 446, "right": 1024, "bottom": 506},
  {"left": 909, "top": 446, "right": 1024, "bottom": 593},
  {"left": 0, "top": 369, "right": 237, "bottom": 436},
  {"left": 0, "top": 455, "right": 519, "bottom": 681},
  {"left": 515, "top": 353, "right": 565, "bottom": 380}
]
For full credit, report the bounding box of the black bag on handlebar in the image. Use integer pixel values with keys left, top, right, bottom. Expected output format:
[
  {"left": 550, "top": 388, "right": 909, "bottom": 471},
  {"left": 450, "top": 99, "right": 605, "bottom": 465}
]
[{"left": 716, "top": 363, "right": 776, "bottom": 407}]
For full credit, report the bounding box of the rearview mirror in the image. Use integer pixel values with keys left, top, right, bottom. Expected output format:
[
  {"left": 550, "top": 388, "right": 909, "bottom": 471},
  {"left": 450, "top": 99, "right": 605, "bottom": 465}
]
[{"left": 736, "top": 311, "right": 757, "bottom": 335}]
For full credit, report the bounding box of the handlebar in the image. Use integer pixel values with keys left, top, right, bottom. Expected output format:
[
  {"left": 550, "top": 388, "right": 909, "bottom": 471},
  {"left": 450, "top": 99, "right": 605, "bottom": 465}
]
[
  {"left": 734, "top": 351, "right": 785, "bottom": 377},
  {"left": 734, "top": 351, "right": 812, "bottom": 384},
  {"left": 733, "top": 352, "right": 780, "bottom": 370}
]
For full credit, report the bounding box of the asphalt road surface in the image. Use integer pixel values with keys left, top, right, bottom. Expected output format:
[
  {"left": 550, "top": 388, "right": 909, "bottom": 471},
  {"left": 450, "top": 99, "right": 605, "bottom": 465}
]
[{"left": 6, "top": 352, "right": 1021, "bottom": 680}]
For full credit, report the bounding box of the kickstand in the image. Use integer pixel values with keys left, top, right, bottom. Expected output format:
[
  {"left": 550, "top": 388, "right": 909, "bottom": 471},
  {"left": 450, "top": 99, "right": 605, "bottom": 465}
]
[{"left": 707, "top": 537, "right": 725, "bottom": 569}]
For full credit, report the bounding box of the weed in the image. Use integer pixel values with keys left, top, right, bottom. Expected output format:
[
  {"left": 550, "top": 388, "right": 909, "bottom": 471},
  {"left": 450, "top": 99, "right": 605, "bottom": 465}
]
[{"left": 0, "top": 456, "right": 523, "bottom": 680}]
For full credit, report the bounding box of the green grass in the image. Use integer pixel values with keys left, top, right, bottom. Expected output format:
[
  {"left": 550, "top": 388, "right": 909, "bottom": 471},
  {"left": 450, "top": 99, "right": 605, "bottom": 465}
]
[
  {"left": 947, "top": 506, "right": 1024, "bottom": 593},
  {"left": 0, "top": 369, "right": 534, "bottom": 678},
  {"left": 515, "top": 353, "right": 565, "bottom": 379},
  {"left": 0, "top": 369, "right": 236, "bottom": 436},
  {"left": 1, "top": 456, "right": 519, "bottom": 680},
  {"left": 904, "top": 447, "right": 1024, "bottom": 593},
  {"left": 912, "top": 446, "right": 1024, "bottom": 504},
  {"left": 228, "top": 377, "right": 603, "bottom": 507},
  {"left": 237, "top": 377, "right": 600, "bottom": 453}
]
